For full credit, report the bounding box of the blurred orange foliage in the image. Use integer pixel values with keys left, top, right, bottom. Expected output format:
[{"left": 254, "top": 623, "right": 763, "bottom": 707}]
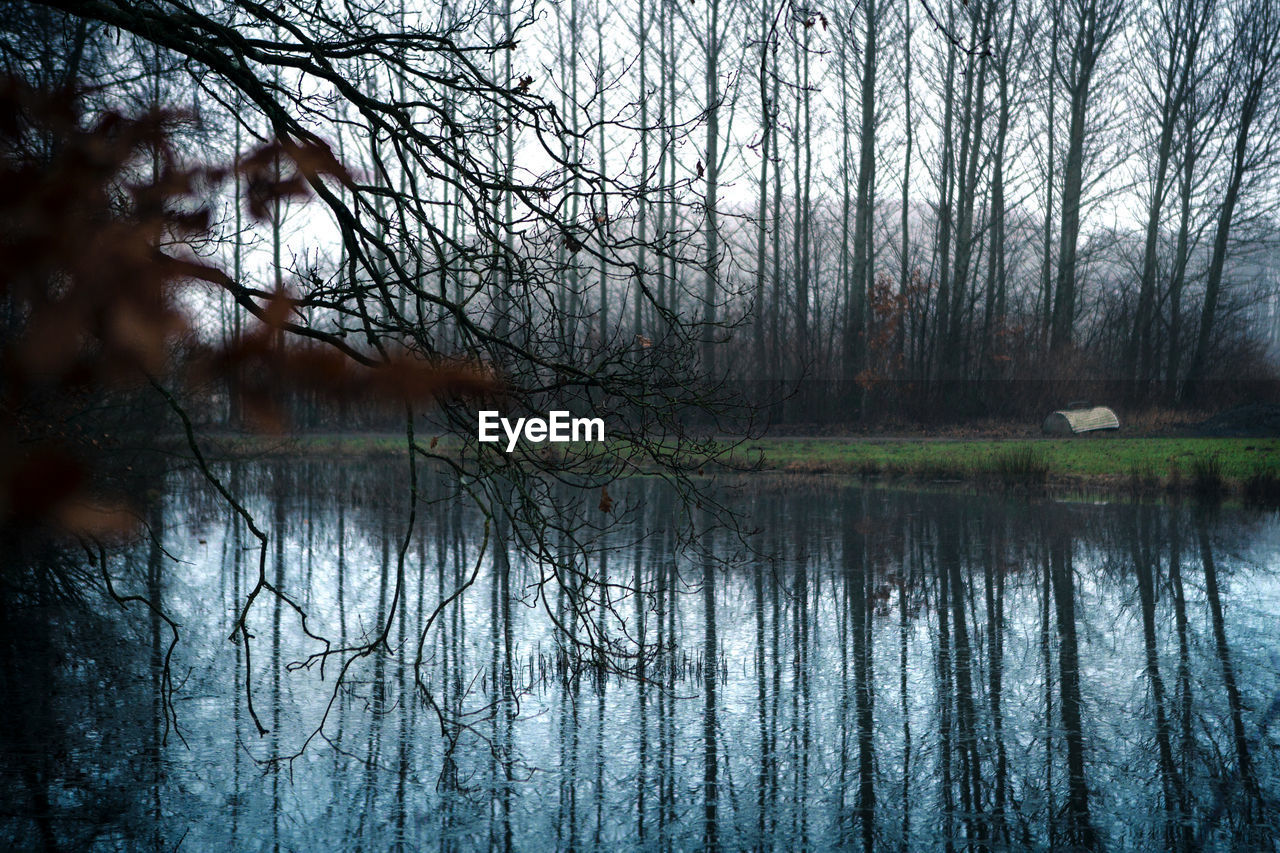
[{"left": 0, "top": 78, "right": 497, "bottom": 536}]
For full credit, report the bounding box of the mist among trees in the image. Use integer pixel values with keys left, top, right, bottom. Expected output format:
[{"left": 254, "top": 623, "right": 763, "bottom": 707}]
[
  {"left": 6, "top": 0, "right": 1279, "bottom": 433},
  {"left": 4, "top": 1, "right": 1280, "bottom": 850}
]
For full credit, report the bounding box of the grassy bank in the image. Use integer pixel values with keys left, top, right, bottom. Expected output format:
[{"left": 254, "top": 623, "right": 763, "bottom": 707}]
[
  {"left": 735, "top": 436, "right": 1280, "bottom": 498},
  {"left": 203, "top": 432, "right": 1280, "bottom": 500}
]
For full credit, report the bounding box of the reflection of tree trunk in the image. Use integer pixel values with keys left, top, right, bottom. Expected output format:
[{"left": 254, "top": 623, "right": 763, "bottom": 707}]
[
  {"left": 554, "top": 528, "right": 570, "bottom": 852},
  {"left": 489, "top": 527, "right": 499, "bottom": 851},
  {"left": 434, "top": 506, "right": 447, "bottom": 743},
  {"left": 409, "top": 537, "right": 426, "bottom": 842},
  {"left": 230, "top": 465, "right": 244, "bottom": 849},
  {"left": 839, "top": 532, "right": 851, "bottom": 840},
  {"left": 1049, "top": 526, "right": 1096, "bottom": 850},
  {"left": 304, "top": 475, "right": 314, "bottom": 603},
  {"left": 335, "top": 500, "right": 347, "bottom": 755},
  {"left": 848, "top": 493, "right": 875, "bottom": 852},
  {"left": 661, "top": 514, "right": 677, "bottom": 853},
  {"left": 357, "top": 511, "right": 392, "bottom": 851},
  {"left": 794, "top": 524, "right": 809, "bottom": 848},
  {"left": 564, "top": 524, "right": 582, "bottom": 853},
  {"left": 935, "top": 521, "right": 955, "bottom": 853},
  {"left": 942, "top": 516, "right": 981, "bottom": 845},
  {"left": 768, "top": 510, "right": 781, "bottom": 842},
  {"left": 702, "top": 542, "right": 719, "bottom": 851},
  {"left": 1, "top": 538, "right": 58, "bottom": 851},
  {"left": 983, "top": 521, "right": 1009, "bottom": 845},
  {"left": 1167, "top": 515, "right": 1192, "bottom": 790},
  {"left": 490, "top": 517, "right": 514, "bottom": 853},
  {"left": 636, "top": 539, "right": 648, "bottom": 843},
  {"left": 148, "top": 495, "right": 165, "bottom": 853},
  {"left": 1038, "top": 543, "right": 1055, "bottom": 846},
  {"left": 899, "top": 523, "right": 917, "bottom": 853},
  {"left": 270, "top": 465, "right": 286, "bottom": 853},
  {"left": 754, "top": 535, "right": 768, "bottom": 846},
  {"left": 1198, "top": 513, "right": 1260, "bottom": 824},
  {"left": 392, "top": 532, "right": 419, "bottom": 851},
  {"left": 592, "top": 552, "right": 606, "bottom": 850},
  {"left": 568, "top": 656, "right": 581, "bottom": 853},
  {"left": 440, "top": 506, "right": 466, "bottom": 847},
  {"left": 501, "top": 538, "right": 514, "bottom": 853},
  {"left": 655, "top": 520, "right": 673, "bottom": 853},
  {"left": 1131, "top": 507, "right": 1183, "bottom": 848},
  {"left": 373, "top": 512, "right": 391, "bottom": 717}
]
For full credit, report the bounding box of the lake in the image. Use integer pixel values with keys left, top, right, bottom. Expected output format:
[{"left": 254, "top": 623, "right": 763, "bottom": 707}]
[{"left": 2, "top": 458, "right": 1278, "bottom": 850}]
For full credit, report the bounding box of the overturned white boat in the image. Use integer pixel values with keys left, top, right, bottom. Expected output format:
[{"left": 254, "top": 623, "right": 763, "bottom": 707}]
[{"left": 1042, "top": 405, "right": 1120, "bottom": 435}]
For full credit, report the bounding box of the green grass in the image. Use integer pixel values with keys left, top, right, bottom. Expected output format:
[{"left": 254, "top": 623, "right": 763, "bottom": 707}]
[
  {"left": 206, "top": 431, "right": 1280, "bottom": 499},
  {"left": 206, "top": 432, "right": 460, "bottom": 456},
  {"left": 732, "top": 436, "right": 1280, "bottom": 490}
]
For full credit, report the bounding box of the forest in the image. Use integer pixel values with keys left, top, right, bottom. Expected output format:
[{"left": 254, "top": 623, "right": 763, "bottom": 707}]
[
  {"left": 4, "top": 0, "right": 1280, "bottom": 432},
  {"left": 3, "top": 0, "right": 1280, "bottom": 850}
]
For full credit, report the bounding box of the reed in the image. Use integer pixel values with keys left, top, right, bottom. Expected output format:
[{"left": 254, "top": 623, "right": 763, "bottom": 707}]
[
  {"left": 1190, "top": 454, "right": 1225, "bottom": 500},
  {"left": 991, "top": 446, "right": 1050, "bottom": 486}
]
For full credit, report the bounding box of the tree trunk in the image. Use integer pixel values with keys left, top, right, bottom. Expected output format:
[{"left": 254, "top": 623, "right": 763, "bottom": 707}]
[{"left": 846, "top": 0, "right": 877, "bottom": 406}]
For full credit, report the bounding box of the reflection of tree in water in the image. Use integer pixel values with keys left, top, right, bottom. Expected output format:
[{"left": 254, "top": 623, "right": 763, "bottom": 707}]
[
  {"left": 6, "top": 463, "right": 1280, "bottom": 850},
  {"left": 0, "top": 486, "right": 178, "bottom": 849},
  {"left": 1048, "top": 515, "right": 1096, "bottom": 850}
]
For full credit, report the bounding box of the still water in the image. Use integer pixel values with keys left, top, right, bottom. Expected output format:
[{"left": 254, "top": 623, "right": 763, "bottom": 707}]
[{"left": 2, "top": 459, "right": 1279, "bottom": 851}]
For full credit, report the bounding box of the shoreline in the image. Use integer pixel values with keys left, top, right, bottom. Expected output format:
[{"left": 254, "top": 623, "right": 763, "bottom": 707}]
[{"left": 192, "top": 432, "right": 1280, "bottom": 503}]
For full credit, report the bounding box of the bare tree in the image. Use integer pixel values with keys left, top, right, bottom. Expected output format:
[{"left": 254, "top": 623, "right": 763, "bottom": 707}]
[
  {"left": 1050, "top": 0, "right": 1126, "bottom": 354},
  {"left": 9, "top": 0, "right": 755, "bottom": 753},
  {"left": 844, "top": 0, "right": 883, "bottom": 401},
  {"left": 1126, "top": 0, "right": 1216, "bottom": 388},
  {"left": 1185, "top": 0, "right": 1280, "bottom": 396}
]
